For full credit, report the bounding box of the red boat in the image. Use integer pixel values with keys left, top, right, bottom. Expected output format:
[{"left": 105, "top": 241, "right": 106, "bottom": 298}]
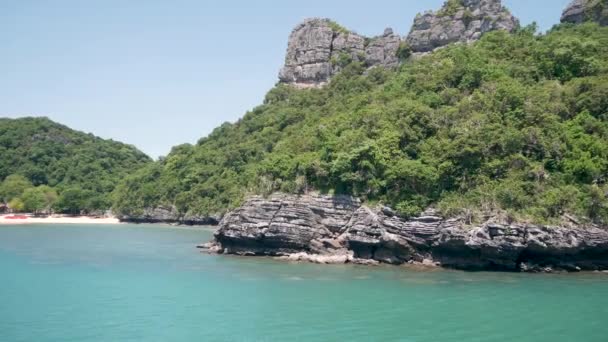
[{"left": 4, "top": 215, "right": 28, "bottom": 220}]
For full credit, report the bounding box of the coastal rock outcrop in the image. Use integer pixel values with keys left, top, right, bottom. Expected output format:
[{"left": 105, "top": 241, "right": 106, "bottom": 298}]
[
  {"left": 406, "top": 0, "right": 519, "bottom": 53},
  {"left": 206, "top": 193, "right": 608, "bottom": 272},
  {"left": 278, "top": 19, "right": 402, "bottom": 87},
  {"left": 119, "top": 206, "right": 220, "bottom": 226},
  {"left": 215, "top": 194, "right": 360, "bottom": 255},
  {"left": 561, "top": 0, "right": 608, "bottom": 26}
]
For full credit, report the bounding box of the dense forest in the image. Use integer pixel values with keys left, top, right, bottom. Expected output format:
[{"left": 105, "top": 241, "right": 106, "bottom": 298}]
[
  {"left": 113, "top": 23, "right": 608, "bottom": 226},
  {"left": 0, "top": 117, "right": 150, "bottom": 213}
]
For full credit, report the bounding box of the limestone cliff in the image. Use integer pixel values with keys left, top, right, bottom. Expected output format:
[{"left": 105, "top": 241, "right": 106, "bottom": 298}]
[
  {"left": 278, "top": 1, "right": 519, "bottom": 87},
  {"left": 205, "top": 194, "right": 608, "bottom": 272},
  {"left": 406, "top": 0, "right": 519, "bottom": 53},
  {"left": 278, "top": 19, "right": 401, "bottom": 88},
  {"left": 561, "top": 0, "right": 608, "bottom": 26}
]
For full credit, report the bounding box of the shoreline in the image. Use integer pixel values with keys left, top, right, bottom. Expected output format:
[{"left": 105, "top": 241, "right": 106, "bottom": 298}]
[{"left": 0, "top": 214, "right": 120, "bottom": 225}]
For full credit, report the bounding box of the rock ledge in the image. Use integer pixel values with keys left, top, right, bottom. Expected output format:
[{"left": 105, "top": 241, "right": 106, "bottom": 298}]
[{"left": 205, "top": 194, "right": 608, "bottom": 272}]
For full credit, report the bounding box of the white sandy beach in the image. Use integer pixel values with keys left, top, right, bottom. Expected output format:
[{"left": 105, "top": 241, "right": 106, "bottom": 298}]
[{"left": 0, "top": 214, "right": 120, "bottom": 225}]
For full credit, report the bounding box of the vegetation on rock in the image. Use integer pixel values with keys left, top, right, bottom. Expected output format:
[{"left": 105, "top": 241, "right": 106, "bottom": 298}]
[
  {"left": 113, "top": 23, "right": 608, "bottom": 226},
  {"left": 437, "top": 0, "right": 465, "bottom": 17}
]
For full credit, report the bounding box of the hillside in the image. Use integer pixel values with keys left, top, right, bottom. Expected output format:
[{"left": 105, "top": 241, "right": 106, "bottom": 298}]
[
  {"left": 0, "top": 117, "right": 151, "bottom": 212},
  {"left": 113, "top": 22, "right": 608, "bottom": 226}
]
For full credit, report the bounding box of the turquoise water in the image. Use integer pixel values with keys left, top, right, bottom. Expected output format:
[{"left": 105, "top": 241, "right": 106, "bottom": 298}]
[{"left": 0, "top": 224, "right": 607, "bottom": 341}]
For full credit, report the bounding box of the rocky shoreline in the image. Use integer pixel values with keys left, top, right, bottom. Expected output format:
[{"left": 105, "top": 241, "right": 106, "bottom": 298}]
[
  {"left": 201, "top": 193, "right": 608, "bottom": 273},
  {"left": 118, "top": 206, "right": 220, "bottom": 226}
]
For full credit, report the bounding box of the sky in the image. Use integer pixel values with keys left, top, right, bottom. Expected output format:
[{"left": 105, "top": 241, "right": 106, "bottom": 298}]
[{"left": 0, "top": 0, "right": 572, "bottom": 158}]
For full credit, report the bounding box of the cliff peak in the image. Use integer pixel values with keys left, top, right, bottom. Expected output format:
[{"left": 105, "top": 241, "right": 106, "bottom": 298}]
[
  {"left": 278, "top": 1, "right": 521, "bottom": 87},
  {"left": 278, "top": 18, "right": 401, "bottom": 88},
  {"left": 561, "top": 0, "right": 608, "bottom": 26},
  {"left": 406, "top": 0, "right": 519, "bottom": 53}
]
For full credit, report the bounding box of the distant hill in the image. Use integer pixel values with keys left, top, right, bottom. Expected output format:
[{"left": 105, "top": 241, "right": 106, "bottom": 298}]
[{"left": 0, "top": 117, "right": 151, "bottom": 210}]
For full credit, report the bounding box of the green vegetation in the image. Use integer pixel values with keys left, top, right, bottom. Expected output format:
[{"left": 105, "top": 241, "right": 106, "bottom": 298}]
[
  {"left": 0, "top": 174, "right": 32, "bottom": 203},
  {"left": 331, "top": 52, "right": 354, "bottom": 68},
  {"left": 0, "top": 117, "right": 151, "bottom": 214},
  {"left": 396, "top": 42, "right": 412, "bottom": 61},
  {"left": 586, "top": 0, "right": 608, "bottom": 22},
  {"left": 327, "top": 20, "right": 349, "bottom": 34},
  {"left": 113, "top": 23, "right": 608, "bottom": 225},
  {"left": 437, "top": 0, "right": 464, "bottom": 17},
  {"left": 463, "top": 9, "right": 474, "bottom": 27},
  {"left": 21, "top": 186, "right": 57, "bottom": 213}
]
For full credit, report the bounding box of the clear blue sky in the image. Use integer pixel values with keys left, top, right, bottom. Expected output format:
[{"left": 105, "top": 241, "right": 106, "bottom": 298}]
[{"left": 0, "top": 0, "right": 572, "bottom": 158}]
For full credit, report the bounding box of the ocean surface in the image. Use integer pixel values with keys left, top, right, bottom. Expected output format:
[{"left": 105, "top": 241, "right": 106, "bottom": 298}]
[{"left": 0, "top": 224, "right": 607, "bottom": 342}]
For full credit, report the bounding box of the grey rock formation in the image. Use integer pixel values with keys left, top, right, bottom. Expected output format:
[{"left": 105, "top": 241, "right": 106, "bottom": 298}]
[
  {"left": 207, "top": 193, "right": 608, "bottom": 272},
  {"left": 406, "top": 0, "right": 519, "bottom": 53},
  {"left": 278, "top": 18, "right": 402, "bottom": 87},
  {"left": 119, "top": 206, "right": 220, "bottom": 225},
  {"left": 215, "top": 194, "right": 359, "bottom": 255},
  {"left": 364, "top": 28, "right": 402, "bottom": 69},
  {"left": 561, "top": 0, "right": 608, "bottom": 26},
  {"left": 278, "top": 1, "right": 521, "bottom": 86}
]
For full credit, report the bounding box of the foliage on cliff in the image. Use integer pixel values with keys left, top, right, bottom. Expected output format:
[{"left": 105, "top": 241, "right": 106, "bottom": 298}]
[
  {"left": 0, "top": 117, "right": 151, "bottom": 212},
  {"left": 113, "top": 23, "right": 608, "bottom": 225}
]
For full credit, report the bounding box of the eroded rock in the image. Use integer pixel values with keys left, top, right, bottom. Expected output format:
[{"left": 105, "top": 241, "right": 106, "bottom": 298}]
[
  {"left": 406, "top": 0, "right": 519, "bottom": 53},
  {"left": 278, "top": 18, "right": 402, "bottom": 87},
  {"left": 278, "top": 1, "right": 521, "bottom": 87},
  {"left": 207, "top": 193, "right": 608, "bottom": 272},
  {"left": 119, "top": 206, "right": 221, "bottom": 226},
  {"left": 561, "top": 0, "right": 608, "bottom": 26}
]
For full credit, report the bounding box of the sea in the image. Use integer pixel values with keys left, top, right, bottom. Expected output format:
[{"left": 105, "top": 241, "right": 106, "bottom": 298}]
[{"left": 0, "top": 224, "right": 607, "bottom": 341}]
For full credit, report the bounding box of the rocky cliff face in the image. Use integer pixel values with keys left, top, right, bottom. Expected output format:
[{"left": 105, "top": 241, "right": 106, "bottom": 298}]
[
  {"left": 279, "top": 1, "right": 520, "bottom": 87},
  {"left": 278, "top": 19, "right": 401, "bottom": 88},
  {"left": 406, "top": 0, "right": 519, "bottom": 53},
  {"left": 118, "top": 206, "right": 220, "bottom": 226},
  {"left": 205, "top": 194, "right": 608, "bottom": 272},
  {"left": 561, "top": 0, "right": 608, "bottom": 26}
]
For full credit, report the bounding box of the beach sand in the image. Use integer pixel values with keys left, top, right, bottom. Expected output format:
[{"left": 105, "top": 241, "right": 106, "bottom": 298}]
[{"left": 0, "top": 214, "right": 120, "bottom": 225}]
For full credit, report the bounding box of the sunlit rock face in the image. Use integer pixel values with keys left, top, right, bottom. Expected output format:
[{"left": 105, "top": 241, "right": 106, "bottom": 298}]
[
  {"left": 278, "top": 19, "right": 401, "bottom": 88},
  {"left": 561, "top": 0, "right": 608, "bottom": 26},
  {"left": 406, "top": 0, "right": 519, "bottom": 53},
  {"left": 208, "top": 193, "right": 608, "bottom": 272},
  {"left": 278, "top": 1, "right": 521, "bottom": 87}
]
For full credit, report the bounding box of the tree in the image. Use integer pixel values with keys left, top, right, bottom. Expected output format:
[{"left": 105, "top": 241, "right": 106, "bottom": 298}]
[
  {"left": 8, "top": 198, "right": 24, "bottom": 212},
  {"left": 38, "top": 185, "right": 58, "bottom": 212},
  {"left": 110, "top": 23, "right": 608, "bottom": 227},
  {"left": 0, "top": 175, "right": 32, "bottom": 202},
  {"left": 21, "top": 187, "right": 46, "bottom": 214},
  {"left": 54, "top": 188, "right": 89, "bottom": 215},
  {"left": 85, "top": 195, "right": 110, "bottom": 213}
]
